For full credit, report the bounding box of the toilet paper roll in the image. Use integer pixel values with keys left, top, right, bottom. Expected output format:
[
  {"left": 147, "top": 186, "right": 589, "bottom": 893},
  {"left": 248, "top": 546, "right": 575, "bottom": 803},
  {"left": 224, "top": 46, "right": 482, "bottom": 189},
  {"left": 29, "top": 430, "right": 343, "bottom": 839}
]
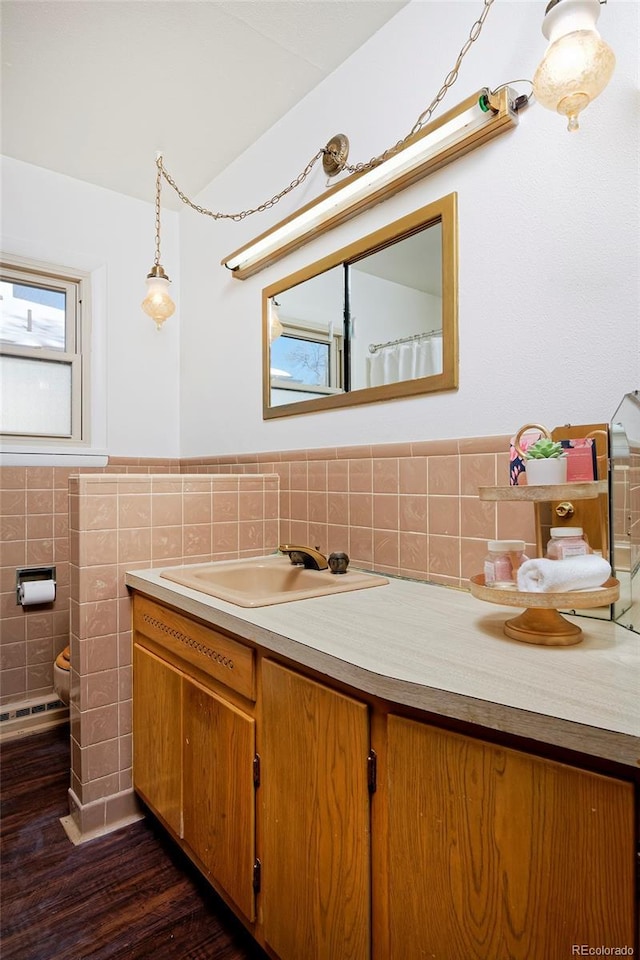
[{"left": 19, "top": 579, "right": 56, "bottom": 606}]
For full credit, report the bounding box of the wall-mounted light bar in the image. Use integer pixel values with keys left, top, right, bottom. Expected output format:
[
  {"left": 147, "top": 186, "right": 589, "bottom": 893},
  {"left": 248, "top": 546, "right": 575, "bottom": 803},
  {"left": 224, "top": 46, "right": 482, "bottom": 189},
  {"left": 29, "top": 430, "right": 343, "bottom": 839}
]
[{"left": 222, "top": 87, "right": 518, "bottom": 280}]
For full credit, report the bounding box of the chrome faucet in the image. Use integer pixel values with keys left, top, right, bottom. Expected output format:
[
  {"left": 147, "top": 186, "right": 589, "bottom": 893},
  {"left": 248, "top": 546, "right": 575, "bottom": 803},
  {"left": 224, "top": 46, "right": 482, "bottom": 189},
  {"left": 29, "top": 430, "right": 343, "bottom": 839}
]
[{"left": 278, "top": 544, "right": 328, "bottom": 571}]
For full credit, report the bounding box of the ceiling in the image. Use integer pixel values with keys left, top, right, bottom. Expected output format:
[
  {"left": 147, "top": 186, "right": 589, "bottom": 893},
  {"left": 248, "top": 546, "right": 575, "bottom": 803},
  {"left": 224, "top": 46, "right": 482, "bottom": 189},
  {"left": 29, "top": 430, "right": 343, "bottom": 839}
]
[{"left": 1, "top": 0, "right": 409, "bottom": 209}]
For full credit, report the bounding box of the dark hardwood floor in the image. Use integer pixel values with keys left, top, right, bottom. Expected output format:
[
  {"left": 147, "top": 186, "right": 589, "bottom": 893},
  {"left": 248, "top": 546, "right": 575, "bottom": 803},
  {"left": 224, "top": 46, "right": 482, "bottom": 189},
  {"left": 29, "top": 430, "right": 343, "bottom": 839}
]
[{"left": 0, "top": 725, "right": 269, "bottom": 960}]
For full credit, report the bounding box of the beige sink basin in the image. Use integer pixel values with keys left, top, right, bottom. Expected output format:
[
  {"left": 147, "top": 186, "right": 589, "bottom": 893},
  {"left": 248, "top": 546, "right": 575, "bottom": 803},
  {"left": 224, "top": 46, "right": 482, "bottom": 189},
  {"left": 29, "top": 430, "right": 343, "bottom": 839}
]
[{"left": 160, "top": 556, "right": 389, "bottom": 607}]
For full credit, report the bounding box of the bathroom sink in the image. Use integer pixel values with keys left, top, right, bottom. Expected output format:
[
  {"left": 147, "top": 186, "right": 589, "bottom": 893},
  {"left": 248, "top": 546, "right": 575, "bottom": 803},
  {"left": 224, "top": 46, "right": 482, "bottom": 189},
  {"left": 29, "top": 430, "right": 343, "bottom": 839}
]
[{"left": 160, "top": 555, "right": 389, "bottom": 607}]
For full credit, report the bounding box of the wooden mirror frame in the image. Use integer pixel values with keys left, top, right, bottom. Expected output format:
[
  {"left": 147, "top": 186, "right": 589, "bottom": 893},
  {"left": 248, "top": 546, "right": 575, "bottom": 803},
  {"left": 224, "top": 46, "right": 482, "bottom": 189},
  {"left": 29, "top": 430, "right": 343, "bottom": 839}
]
[{"left": 262, "top": 193, "right": 458, "bottom": 420}]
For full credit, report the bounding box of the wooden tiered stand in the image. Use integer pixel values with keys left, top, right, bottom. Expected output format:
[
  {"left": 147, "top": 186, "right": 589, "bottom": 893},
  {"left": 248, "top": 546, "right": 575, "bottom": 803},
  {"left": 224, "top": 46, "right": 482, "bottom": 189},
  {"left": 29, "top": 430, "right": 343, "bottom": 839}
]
[{"left": 470, "top": 481, "right": 620, "bottom": 646}]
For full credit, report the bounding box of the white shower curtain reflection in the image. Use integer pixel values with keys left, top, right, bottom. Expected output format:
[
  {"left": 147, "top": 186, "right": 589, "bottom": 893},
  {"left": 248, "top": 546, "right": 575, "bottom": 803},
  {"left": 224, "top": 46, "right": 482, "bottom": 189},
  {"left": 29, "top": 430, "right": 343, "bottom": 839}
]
[{"left": 366, "top": 334, "right": 443, "bottom": 387}]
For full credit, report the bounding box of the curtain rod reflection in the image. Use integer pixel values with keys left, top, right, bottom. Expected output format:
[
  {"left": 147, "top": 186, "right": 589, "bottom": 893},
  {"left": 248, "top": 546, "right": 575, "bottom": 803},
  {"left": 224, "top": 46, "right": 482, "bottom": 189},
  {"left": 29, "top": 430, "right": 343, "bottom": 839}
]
[{"left": 368, "top": 328, "right": 442, "bottom": 354}]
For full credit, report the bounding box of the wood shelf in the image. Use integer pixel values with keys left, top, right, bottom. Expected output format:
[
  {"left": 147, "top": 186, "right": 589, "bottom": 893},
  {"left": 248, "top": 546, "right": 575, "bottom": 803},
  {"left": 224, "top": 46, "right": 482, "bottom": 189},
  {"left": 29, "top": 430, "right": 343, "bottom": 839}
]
[
  {"left": 469, "top": 575, "right": 620, "bottom": 646},
  {"left": 478, "top": 481, "right": 608, "bottom": 502}
]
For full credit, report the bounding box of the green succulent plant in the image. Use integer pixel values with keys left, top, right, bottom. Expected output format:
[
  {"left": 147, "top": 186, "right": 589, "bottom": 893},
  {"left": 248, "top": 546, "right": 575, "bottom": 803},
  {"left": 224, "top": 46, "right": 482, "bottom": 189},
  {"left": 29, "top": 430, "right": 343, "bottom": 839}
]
[{"left": 525, "top": 438, "right": 565, "bottom": 460}]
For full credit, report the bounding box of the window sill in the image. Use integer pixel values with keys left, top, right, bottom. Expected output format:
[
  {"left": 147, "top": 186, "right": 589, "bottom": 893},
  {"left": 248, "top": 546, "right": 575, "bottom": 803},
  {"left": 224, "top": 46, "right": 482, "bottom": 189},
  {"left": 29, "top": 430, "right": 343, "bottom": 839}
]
[{"left": 0, "top": 446, "right": 109, "bottom": 467}]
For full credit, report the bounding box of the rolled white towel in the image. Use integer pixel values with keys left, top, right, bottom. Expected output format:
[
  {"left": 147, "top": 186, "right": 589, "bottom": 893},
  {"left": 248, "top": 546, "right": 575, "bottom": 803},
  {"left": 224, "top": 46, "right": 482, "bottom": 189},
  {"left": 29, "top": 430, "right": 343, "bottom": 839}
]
[{"left": 516, "top": 555, "right": 612, "bottom": 593}]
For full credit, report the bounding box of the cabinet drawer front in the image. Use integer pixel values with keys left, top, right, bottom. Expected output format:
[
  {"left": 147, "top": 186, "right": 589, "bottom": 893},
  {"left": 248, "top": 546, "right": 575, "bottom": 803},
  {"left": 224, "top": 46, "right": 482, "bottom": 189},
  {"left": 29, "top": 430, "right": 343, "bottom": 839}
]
[{"left": 133, "top": 594, "right": 255, "bottom": 700}]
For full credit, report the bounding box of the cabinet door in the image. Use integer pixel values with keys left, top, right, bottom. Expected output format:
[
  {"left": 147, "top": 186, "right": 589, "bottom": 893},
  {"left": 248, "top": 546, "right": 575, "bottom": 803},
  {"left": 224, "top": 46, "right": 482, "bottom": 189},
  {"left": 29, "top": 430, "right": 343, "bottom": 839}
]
[
  {"left": 386, "top": 715, "right": 635, "bottom": 960},
  {"left": 261, "top": 659, "right": 370, "bottom": 960},
  {"left": 183, "top": 677, "right": 256, "bottom": 922},
  {"left": 132, "top": 643, "right": 183, "bottom": 836}
]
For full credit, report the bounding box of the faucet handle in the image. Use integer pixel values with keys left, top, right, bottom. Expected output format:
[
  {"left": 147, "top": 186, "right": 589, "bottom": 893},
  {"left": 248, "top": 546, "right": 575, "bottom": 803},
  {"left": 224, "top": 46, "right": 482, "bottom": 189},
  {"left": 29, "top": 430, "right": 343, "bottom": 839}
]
[{"left": 328, "top": 552, "right": 350, "bottom": 574}]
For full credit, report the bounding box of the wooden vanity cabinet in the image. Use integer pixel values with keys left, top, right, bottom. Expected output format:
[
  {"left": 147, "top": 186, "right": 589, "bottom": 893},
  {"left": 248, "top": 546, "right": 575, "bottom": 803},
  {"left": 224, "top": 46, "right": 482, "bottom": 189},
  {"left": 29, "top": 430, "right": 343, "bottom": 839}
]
[
  {"left": 132, "top": 643, "right": 183, "bottom": 837},
  {"left": 260, "top": 659, "right": 371, "bottom": 960},
  {"left": 132, "top": 595, "right": 257, "bottom": 922},
  {"left": 385, "top": 715, "right": 636, "bottom": 960},
  {"left": 131, "top": 592, "right": 637, "bottom": 960},
  {"left": 182, "top": 678, "right": 256, "bottom": 921}
]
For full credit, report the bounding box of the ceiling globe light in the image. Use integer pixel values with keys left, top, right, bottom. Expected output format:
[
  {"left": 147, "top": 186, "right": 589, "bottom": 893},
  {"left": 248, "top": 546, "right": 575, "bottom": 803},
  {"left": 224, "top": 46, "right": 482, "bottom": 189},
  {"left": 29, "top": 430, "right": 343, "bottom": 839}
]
[
  {"left": 533, "top": 0, "right": 615, "bottom": 132},
  {"left": 142, "top": 154, "right": 175, "bottom": 330}
]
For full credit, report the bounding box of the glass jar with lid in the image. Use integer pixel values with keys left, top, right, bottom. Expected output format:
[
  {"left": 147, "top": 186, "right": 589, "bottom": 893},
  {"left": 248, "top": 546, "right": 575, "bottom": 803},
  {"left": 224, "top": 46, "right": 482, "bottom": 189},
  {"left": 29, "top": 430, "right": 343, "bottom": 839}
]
[
  {"left": 546, "top": 527, "right": 591, "bottom": 560},
  {"left": 484, "top": 540, "right": 528, "bottom": 588}
]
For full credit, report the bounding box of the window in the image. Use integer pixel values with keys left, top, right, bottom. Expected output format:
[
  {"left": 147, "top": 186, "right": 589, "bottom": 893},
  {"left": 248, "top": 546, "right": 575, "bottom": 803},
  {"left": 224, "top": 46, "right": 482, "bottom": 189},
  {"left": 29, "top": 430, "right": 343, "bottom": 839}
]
[
  {"left": 270, "top": 319, "right": 343, "bottom": 406},
  {"left": 0, "top": 258, "right": 90, "bottom": 445}
]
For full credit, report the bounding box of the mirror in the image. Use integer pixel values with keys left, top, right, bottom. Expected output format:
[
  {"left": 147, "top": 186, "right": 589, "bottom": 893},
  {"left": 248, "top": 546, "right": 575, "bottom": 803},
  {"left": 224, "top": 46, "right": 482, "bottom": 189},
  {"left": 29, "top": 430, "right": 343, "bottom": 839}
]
[
  {"left": 263, "top": 193, "right": 458, "bottom": 418},
  {"left": 611, "top": 390, "right": 640, "bottom": 633}
]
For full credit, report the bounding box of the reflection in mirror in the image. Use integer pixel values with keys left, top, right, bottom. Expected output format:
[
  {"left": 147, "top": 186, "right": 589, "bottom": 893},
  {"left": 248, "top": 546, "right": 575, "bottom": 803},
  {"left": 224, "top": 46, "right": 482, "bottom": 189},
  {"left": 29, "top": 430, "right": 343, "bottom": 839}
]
[
  {"left": 611, "top": 390, "right": 640, "bottom": 633},
  {"left": 270, "top": 266, "right": 344, "bottom": 407},
  {"left": 263, "top": 194, "right": 457, "bottom": 419}
]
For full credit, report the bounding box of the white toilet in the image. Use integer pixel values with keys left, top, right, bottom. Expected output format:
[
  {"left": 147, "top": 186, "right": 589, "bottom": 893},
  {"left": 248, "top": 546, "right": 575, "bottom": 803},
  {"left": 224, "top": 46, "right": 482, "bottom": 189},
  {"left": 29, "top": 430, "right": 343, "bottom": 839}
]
[{"left": 53, "top": 646, "right": 71, "bottom": 705}]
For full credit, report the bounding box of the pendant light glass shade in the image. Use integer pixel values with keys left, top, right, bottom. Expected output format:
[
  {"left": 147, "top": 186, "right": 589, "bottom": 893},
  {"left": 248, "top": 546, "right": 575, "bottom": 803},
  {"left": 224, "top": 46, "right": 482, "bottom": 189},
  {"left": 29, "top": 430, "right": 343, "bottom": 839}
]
[
  {"left": 141, "top": 266, "right": 175, "bottom": 331},
  {"left": 533, "top": 0, "right": 615, "bottom": 132},
  {"left": 269, "top": 301, "right": 283, "bottom": 342}
]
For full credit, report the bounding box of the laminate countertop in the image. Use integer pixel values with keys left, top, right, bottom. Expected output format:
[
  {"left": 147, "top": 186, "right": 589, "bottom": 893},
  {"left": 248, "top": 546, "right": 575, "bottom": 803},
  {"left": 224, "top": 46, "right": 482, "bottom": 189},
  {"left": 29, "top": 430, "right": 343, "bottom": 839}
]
[{"left": 125, "top": 562, "right": 640, "bottom": 770}]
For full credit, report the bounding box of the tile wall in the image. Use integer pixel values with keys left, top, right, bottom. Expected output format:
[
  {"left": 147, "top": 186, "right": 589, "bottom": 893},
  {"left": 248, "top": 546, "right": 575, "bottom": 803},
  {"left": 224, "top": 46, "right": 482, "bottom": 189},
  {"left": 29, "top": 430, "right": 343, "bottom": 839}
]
[
  {"left": 1, "top": 437, "right": 538, "bottom": 711},
  {"left": 66, "top": 472, "right": 278, "bottom": 837},
  {"left": 0, "top": 435, "right": 542, "bottom": 838},
  {"left": 183, "top": 434, "right": 537, "bottom": 587},
  {"left": 0, "top": 459, "right": 179, "bottom": 709}
]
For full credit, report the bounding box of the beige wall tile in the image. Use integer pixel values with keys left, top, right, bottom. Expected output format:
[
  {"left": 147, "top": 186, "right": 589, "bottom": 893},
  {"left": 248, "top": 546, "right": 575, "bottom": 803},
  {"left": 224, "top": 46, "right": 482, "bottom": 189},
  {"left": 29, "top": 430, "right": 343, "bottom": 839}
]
[
  {"left": 348, "top": 526, "right": 373, "bottom": 565},
  {"left": 79, "top": 634, "right": 118, "bottom": 674},
  {"left": 80, "top": 530, "right": 119, "bottom": 566},
  {"left": 1, "top": 617, "right": 25, "bottom": 645},
  {"left": 460, "top": 498, "right": 497, "bottom": 541},
  {"left": 116, "top": 528, "right": 151, "bottom": 564},
  {"left": 118, "top": 494, "right": 152, "bottom": 529},
  {"left": 350, "top": 493, "right": 373, "bottom": 528},
  {"left": 1, "top": 467, "right": 26, "bottom": 489},
  {"left": 212, "top": 522, "right": 239, "bottom": 554},
  {"left": 81, "top": 496, "right": 118, "bottom": 530},
  {"left": 399, "top": 495, "right": 428, "bottom": 534},
  {"left": 399, "top": 457, "right": 428, "bottom": 495},
  {"left": 349, "top": 459, "right": 372, "bottom": 492},
  {"left": 428, "top": 456, "right": 460, "bottom": 495},
  {"left": 212, "top": 492, "right": 239, "bottom": 522},
  {"left": 1, "top": 641, "right": 27, "bottom": 670},
  {"left": 373, "top": 458, "right": 399, "bottom": 493},
  {"left": 328, "top": 492, "right": 348, "bottom": 526},
  {"left": 183, "top": 524, "right": 212, "bottom": 557},
  {"left": 399, "top": 531, "right": 428, "bottom": 573},
  {"left": 428, "top": 496, "right": 460, "bottom": 537},
  {"left": 373, "top": 530, "right": 399, "bottom": 568},
  {"left": 0, "top": 490, "right": 26, "bottom": 515},
  {"left": 460, "top": 453, "right": 497, "bottom": 496},
  {"left": 327, "top": 460, "right": 349, "bottom": 492},
  {"left": 152, "top": 494, "right": 182, "bottom": 526},
  {"left": 26, "top": 467, "right": 54, "bottom": 489},
  {"left": 239, "top": 522, "right": 264, "bottom": 552},
  {"left": 77, "top": 703, "right": 120, "bottom": 747},
  {"left": 461, "top": 538, "right": 490, "bottom": 582},
  {"left": 428, "top": 535, "right": 461, "bottom": 579},
  {"left": 184, "top": 493, "right": 211, "bottom": 524},
  {"left": 373, "top": 494, "right": 399, "bottom": 531},
  {"left": 26, "top": 538, "right": 55, "bottom": 565},
  {"left": 308, "top": 492, "right": 328, "bottom": 524},
  {"left": 239, "top": 491, "right": 264, "bottom": 520}
]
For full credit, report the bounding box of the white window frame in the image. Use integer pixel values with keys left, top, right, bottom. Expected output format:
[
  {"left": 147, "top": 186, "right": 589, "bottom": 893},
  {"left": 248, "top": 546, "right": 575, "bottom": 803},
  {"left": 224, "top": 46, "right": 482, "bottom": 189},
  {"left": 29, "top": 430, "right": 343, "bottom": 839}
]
[
  {"left": 271, "top": 318, "right": 344, "bottom": 396},
  {"left": 0, "top": 255, "right": 91, "bottom": 448}
]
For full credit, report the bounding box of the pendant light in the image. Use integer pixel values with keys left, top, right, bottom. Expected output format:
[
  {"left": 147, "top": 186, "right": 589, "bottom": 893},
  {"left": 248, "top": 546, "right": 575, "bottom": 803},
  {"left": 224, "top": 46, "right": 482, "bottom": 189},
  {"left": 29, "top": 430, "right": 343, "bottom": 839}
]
[
  {"left": 269, "top": 300, "right": 283, "bottom": 342},
  {"left": 533, "top": 0, "right": 615, "bottom": 132},
  {"left": 142, "top": 154, "right": 176, "bottom": 330}
]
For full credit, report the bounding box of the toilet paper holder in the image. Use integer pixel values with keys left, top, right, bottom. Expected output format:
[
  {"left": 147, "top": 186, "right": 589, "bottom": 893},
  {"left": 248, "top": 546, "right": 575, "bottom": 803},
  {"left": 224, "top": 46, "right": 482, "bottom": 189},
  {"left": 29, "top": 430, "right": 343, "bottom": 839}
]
[{"left": 16, "top": 566, "right": 57, "bottom": 605}]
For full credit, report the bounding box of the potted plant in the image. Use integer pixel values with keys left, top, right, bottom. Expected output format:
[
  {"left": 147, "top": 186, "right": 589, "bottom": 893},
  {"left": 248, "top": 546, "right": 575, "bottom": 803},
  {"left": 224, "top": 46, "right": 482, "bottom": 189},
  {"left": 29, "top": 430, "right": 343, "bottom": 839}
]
[{"left": 524, "top": 437, "right": 568, "bottom": 485}]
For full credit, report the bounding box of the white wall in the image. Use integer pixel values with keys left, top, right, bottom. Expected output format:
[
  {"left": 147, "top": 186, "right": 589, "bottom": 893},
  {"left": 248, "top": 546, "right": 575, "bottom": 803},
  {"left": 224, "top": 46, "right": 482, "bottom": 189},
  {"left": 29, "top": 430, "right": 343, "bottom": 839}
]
[
  {"left": 1, "top": 156, "right": 181, "bottom": 458},
  {"left": 179, "top": 0, "right": 639, "bottom": 457}
]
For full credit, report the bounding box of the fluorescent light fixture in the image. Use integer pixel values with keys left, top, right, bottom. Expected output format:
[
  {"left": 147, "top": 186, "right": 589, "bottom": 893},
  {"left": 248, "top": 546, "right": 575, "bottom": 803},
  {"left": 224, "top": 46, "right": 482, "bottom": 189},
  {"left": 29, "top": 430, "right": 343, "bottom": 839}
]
[{"left": 222, "top": 87, "right": 518, "bottom": 280}]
